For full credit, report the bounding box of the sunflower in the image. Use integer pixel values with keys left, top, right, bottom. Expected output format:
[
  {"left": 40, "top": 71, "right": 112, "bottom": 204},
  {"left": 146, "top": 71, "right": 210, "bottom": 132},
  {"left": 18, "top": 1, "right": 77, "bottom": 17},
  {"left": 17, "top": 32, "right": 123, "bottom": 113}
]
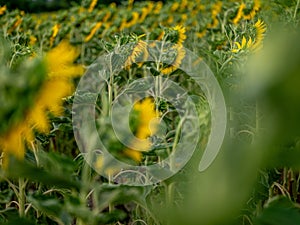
[
  {"left": 84, "top": 22, "right": 102, "bottom": 42},
  {"left": 153, "top": 1, "right": 163, "bottom": 14},
  {"left": 232, "top": 3, "right": 246, "bottom": 25},
  {"left": 171, "top": 2, "right": 179, "bottom": 12},
  {"left": 232, "top": 19, "right": 266, "bottom": 53},
  {"left": 232, "top": 36, "right": 254, "bottom": 53},
  {"left": 208, "top": 1, "right": 222, "bottom": 28},
  {"left": 157, "top": 30, "right": 165, "bottom": 41},
  {"left": 7, "top": 16, "right": 22, "bottom": 34},
  {"left": 30, "top": 35, "right": 37, "bottom": 46},
  {"left": 196, "top": 29, "right": 207, "bottom": 38},
  {"left": 252, "top": 19, "right": 266, "bottom": 50},
  {"left": 243, "top": 0, "right": 261, "bottom": 20},
  {"left": 102, "top": 11, "right": 111, "bottom": 22},
  {"left": 49, "top": 24, "right": 60, "bottom": 47},
  {"left": 172, "top": 25, "right": 186, "bottom": 46},
  {"left": 124, "top": 40, "right": 148, "bottom": 69},
  {"left": 0, "top": 5, "right": 6, "bottom": 15},
  {"left": 161, "top": 46, "right": 186, "bottom": 74},
  {"left": 124, "top": 97, "right": 160, "bottom": 162},
  {"left": 126, "top": 11, "right": 140, "bottom": 28},
  {"left": 139, "top": 7, "right": 149, "bottom": 23},
  {"left": 88, "top": 0, "right": 98, "bottom": 12},
  {"left": 0, "top": 40, "right": 84, "bottom": 166}
]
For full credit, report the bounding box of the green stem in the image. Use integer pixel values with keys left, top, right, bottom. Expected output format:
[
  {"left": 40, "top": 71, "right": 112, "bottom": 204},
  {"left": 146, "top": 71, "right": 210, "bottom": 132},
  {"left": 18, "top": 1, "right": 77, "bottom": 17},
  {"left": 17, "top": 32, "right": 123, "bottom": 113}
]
[
  {"left": 108, "top": 81, "right": 112, "bottom": 116},
  {"left": 171, "top": 117, "right": 185, "bottom": 171},
  {"left": 31, "top": 142, "right": 39, "bottom": 167},
  {"left": 18, "top": 178, "right": 26, "bottom": 217},
  {"left": 108, "top": 54, "right": 114, "bottom": 116},
  {"left": 167, "top": 182, "right": 174, "bottom": 206},
  {"left": 155, "top": 76, "right": 162, "bottom": 101},
  {"left": 77, "top": 155, "right": 92, "bottom": 225},
  {"left": 80, "top": 159, "right": 91, "bottom": 199},
  {"left": 255, "top": 101, "right": 260, "bottom": 137},
  {"left": 294, "top": 0, "right": 300, "bottom": 20},
  {"left": 163, "top": 182, "right": 174, "bottom": 225}
]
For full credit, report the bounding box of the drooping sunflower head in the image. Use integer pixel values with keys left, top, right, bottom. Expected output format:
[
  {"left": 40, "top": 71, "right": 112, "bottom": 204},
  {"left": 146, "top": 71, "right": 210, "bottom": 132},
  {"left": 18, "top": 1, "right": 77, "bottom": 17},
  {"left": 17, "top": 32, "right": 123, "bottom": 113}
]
[
  {"left": 124, "top": 40, "right": 148, "bottom": 69},
  {"left": 254, "top": 19, "right": 267, "bottom": 35},
  {"left": 161, "top": 45, "right": 186, "bottom": 75},
  {"left": 251, "top": 19, "right": 266, "bottom": 50},
  {"left": 165, "top": 25, "right": 187, "bottom": 46}
]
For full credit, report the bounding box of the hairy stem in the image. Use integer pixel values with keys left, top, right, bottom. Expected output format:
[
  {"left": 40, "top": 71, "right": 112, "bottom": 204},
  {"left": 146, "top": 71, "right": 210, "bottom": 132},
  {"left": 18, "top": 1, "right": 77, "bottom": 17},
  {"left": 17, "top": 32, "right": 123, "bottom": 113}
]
[{"left": 18, "top": 178, "right": 26, "bottom": 217}]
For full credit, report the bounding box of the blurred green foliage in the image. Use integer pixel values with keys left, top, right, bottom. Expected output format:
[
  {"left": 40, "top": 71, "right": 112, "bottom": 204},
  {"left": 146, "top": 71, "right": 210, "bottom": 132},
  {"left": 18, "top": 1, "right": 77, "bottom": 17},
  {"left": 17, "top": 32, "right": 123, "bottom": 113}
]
[
  {"left": 1, "top": 0, "right": 300, "bottom": 225},
  {"left": 0, "top": 38, "right": 46, "bottom": 135}
]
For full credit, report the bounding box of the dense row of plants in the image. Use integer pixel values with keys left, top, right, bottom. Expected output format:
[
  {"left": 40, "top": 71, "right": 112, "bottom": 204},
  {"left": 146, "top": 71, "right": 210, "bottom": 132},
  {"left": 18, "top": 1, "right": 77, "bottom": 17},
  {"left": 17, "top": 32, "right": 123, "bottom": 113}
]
[{"left": 1, "top": 0, "right": 300, "bottom": 224}]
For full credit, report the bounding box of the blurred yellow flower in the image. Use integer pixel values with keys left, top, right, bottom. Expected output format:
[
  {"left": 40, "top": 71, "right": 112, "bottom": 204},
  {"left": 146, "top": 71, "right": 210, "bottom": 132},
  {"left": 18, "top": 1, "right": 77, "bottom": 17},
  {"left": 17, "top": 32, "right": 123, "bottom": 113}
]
[
  {"left": 181, "top": 14, "right": 188, "bottom": 24},
  {"left": 88, "top": 0, "right": 98, "bottom": 12},
  {"left": 0, "top": 123, "right": 33, "bottom": 166},
  {"left": 171, "top": 2, "right": 179, "bottom": 12},
  {"left": 147, "top": 1, "right": 154, "bottom": 11},
  {"left": 84, "top": 22, "right": 102, "bottom": 42},
  {"left": 133, "top": 98, "right": 160, "bottom": 138},
  {"left": 157, "top": 30, "right": 165, "bottom": 41},
  {"left": 180, "top": 0, "right": 187, "bottom": 10},
  {"left": 128, "top": 0, "right": 134, "bottom": 9},
  {"left": 153, "top": 1, "right": 163, "bottom": 14},
  {"left": 109, "top": 2, "right": 116, "bottom": 9},
  {"left": 119, "top": 18, "right": 127, "bottom": 31},
  {"left": 196, "top": 29, "right": 207, "bottom": 38},
  {"left": 30, "top": 35, "right": 37, "bottom": 45},
  {"left": 232, "top": 3, "right": 246, "bottom": 25},
  {"left": 124, "top": 98, "right": 160, "bottom": 162},
  {"left": 208, "top": 1, "right": 222, "bottom": 28},
  {"left": 45, "top": 40, "right": 84, "bottom": 79},
  {"left": 244, "top": 0, "right": 261, "bottom": 20},
  {"left": 0, "top": 40, "right": 84, "bottom": 166},
  {"left": 102, "top": 11, "right": 111, "bottom": 22},
  {"left": 8, "top": 16, "right": 22, "bottom": 34},
  {"left": 124, "top": 148, "right": 143, "bottom": 162},
  {"left": 139, "top": 7, "right": 149, "bottom": 23},
  {"left": 211, "top": 1, "right": 222, "bottom": 17},
  {"left": 0, "top": 5, "right": 6, "bottom": 15},
  {"left": 49, "top": 24, "right": 60, "bottom": 47},
  {"left": 167, "top": 15, "right": 174, "bottom": 24},
  {"left": 126, "top": 11, "right": 139, "bottom": 27}
]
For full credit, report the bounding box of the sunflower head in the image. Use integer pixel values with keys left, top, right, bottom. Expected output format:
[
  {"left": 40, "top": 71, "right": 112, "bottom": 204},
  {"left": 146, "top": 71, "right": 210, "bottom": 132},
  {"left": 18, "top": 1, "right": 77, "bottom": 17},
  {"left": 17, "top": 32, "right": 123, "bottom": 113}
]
[
  {"left": 165, "top": 25, "right": 187, "bottom": 46},
  {"left": 123, "top": 97, "right": 160, "bottom": 162},
  {"left": 45, "top": 40, "right": 84, "bottom": 78}
]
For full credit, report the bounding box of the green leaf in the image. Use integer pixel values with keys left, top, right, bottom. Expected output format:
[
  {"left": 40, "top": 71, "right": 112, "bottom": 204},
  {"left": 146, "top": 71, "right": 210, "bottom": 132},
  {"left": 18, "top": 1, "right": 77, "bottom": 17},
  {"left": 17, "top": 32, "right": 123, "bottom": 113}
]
[
  {"left": 0, "top": 50, "right": 46, "bottom": 135},
  {"left": 0, "top": 189, "right": 13, "bottom": 204},
  {"left": 97, "top": 184, "right": 147, "bottom": 211},
  {"left": 254, "top": 197, "right": 300, "bottom": 225},
  {"left": 37, "top": 151, "right": 78, "bottom": 177},
  {"left": 3, "top": 156, "right": 81, "bottom": 190},
  {"left": 28, "top": 194, "right": 71, "bottom": 225},
  {"left": 64, "top": 194, "right": 126, "bottom": 225},
  {"left": 0, "top": 216, "right": 37, "bottom": 225}
]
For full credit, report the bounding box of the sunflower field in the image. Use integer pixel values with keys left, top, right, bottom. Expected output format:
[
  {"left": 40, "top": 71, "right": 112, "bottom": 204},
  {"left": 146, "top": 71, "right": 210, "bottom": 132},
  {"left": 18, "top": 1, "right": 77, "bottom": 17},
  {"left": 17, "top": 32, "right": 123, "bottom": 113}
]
[{"left": 1, "top": 0, "right": 300, "bottom": 224}]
